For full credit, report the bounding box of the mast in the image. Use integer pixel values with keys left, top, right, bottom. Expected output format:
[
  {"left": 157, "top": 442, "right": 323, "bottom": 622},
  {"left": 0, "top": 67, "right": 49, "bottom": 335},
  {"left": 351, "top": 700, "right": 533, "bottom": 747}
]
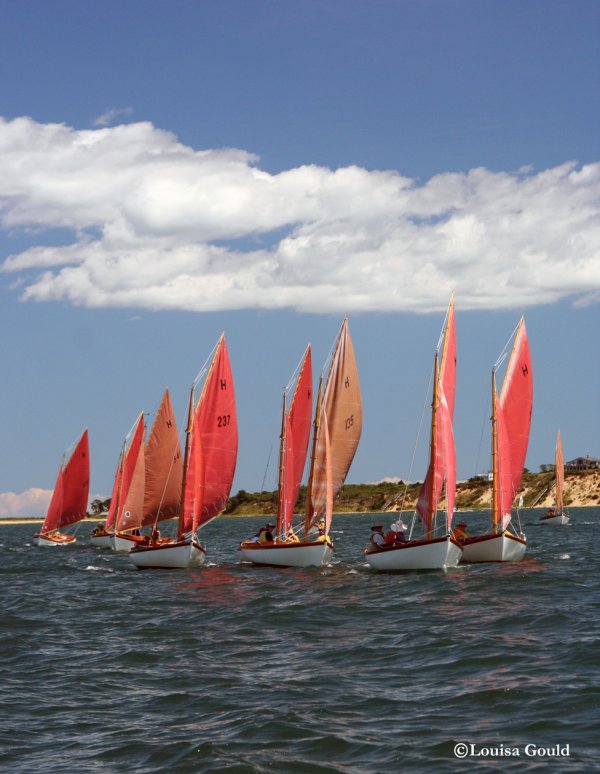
[
  {"left": 304, "top": 375, "right": 323, "bottom": 537},
  {"left": 177, "top": 385, "right": 195, "bottom": 540},
  {"left": 275, "top": 391, "right": 287, "bottom": 537},
  {"left": 427, "top": 352, "right": 439, "bottom": 540},
  {"left": 491, "top": 369, "right": 499, "bottom": 533}
]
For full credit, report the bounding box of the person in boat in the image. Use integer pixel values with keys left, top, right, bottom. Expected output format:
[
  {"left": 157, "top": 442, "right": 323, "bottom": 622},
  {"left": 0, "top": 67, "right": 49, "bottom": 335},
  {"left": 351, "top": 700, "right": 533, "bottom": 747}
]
[
  {"left": 258, "top": 524, "right": 275, "bottom": 544},
  {"left": 151, "top": 526, "right": 161, "bottom": 544},
  {"left": 306, "top": 518, "right": 326, "bottom": 541},
  {"left": 92, "top": 522, "right": 106, "bottom": 536},
  {"left": 545, "top": 508, "right": 555, "bottom": 519},
  {"left": 285, "top": 528, "right": 300, "bottom": 543},
  {"left": 452, "top": 522, "right": 469, "bottom": 542},
  {"left": 370, "top": 524, "right": 385, "bottom": 549}
]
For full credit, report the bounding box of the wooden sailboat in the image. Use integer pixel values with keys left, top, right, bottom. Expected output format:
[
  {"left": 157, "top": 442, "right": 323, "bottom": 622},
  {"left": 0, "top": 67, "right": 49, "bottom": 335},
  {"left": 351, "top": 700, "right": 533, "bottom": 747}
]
[
  {"left": 365, "top": 296, "right": 462, "bottom": 570},
  {"left": 240, "top": 319, "right": 362, "bottom": 568},
  {"left": 130, "top": 334, "right": 238, "bottom": 569},
  {"left": 110, "top": 413, "right": 146, "bottom": 552},
  {"left": 33, "top": 429, "right": 90, "bottom": 546},
  {"left": 90, "top": 450, "right": 122, "bottom": 548},
  {"left": 110, "top": 390, "right": 184, "bottom": 552},
  {"left": 461, "top": 318, "right": 532, "bottom": 562},
  {"left": 239, "top": 344, "right": 314, "bottom": 566},
  {"left": 539, "top": 430, "right": 570, "bottom": 525}
]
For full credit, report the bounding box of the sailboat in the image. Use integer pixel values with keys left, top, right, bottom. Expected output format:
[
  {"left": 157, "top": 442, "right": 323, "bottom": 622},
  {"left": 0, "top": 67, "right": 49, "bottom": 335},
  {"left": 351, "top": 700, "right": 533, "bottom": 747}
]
[
  {"left": 239, "top": 344, "right": 314, "bottom": 566},
  {"left": 539, "top": 430, "right": 570, "bottom": 525},
  {"left": 110, "top": 412, "right": 146, "bottom": 552},
  {"left": 33, "top": 429, "right": 90, "bottom": 546},
  {"left": 111, "top": 390, "right": 184, "bottom": 552},
  {"left": 90, "top": 451, "right": 121, "bottom": 548},
  {"left": 365, "top": 296, "right": 462, "bottom": 570},
  {"left": 130, "top": 334, "right": 238, "bottom": 569},
  {"left": 241, "top": 319, "right": 362, "bottom": 567},
  {"left": 461, "top": 318, "right": 532, "bottom": 562}
]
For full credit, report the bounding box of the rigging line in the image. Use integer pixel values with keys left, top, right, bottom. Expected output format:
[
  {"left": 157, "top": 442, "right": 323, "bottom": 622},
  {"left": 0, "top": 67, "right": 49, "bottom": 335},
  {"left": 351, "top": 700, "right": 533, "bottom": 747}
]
[
  {"left": 260, "top": 440, "right": 275, "bottom": 492},
  {"left": 191, "top": 335, "right": 222, "bottom": 389},
  {"left": 284, "top": 343, "right": 310, "bottom": 395},
  {"left": 493, "top": 318, "right": 521, "bottom": 372},
  {"left": 397, "top": 359, "right": 435, "bottom": 516}
]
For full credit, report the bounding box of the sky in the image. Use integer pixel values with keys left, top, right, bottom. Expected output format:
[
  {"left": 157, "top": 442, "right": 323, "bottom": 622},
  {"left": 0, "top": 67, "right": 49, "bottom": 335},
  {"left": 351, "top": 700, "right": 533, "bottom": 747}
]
[{"left": 0, "top": 0, "right": 598, "bottom": 517}]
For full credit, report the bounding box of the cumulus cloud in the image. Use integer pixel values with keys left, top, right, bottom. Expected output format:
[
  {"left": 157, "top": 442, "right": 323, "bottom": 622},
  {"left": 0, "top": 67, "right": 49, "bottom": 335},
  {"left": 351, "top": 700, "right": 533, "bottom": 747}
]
[
  {"left": 0, "top": 487, "right": 52, "bottom": 518},
  {"left": 1, "top": 116, "right": 598, "bottom": 313}
]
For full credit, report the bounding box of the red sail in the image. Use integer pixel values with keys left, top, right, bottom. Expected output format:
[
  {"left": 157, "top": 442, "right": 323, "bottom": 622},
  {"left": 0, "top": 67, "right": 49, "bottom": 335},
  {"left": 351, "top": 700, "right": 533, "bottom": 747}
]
[
  {"left": 495, "top": 396, "right": 514, "bottom": 530},
  {"left": 278, "top": 346, "right": 313, "bottom": 536},
  {"left": 104, "top": 453, "right": 123, "bottom": 531},
  {"left": 143, "top": 389, "right": 183, "bottom": 526},
  {"left": 416, "top": 297, "right": 457, "bottom": 532},
  {"left": 41, "top": 429, "right": 90, "bottom": 533},
  {"left": 183, "top": 336, "right": 238, "bottom": 533},
  {"left": 115, "top": 414, "right": 146, "bottom": 533},
  {"left": 555, "top": 430, "right": 564, "bottom": 512},
  {"left": 498, "top": 319, "right": 533, "bottom": 509},
  {"left": 40, "top": 467, "right": 65, "bottom": 534}
]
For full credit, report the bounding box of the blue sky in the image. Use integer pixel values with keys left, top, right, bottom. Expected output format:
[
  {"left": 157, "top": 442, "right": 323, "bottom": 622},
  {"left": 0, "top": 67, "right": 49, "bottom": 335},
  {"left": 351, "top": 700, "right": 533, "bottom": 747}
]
[{"left": 0, "top": 0, "right": 598, "bottom": 516}]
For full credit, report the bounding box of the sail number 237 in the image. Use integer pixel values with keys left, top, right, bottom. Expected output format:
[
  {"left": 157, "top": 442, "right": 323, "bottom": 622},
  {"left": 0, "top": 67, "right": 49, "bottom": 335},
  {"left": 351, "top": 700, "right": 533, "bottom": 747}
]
[{"left": 217, "top": 414, "right": 231, "bottom": 428}]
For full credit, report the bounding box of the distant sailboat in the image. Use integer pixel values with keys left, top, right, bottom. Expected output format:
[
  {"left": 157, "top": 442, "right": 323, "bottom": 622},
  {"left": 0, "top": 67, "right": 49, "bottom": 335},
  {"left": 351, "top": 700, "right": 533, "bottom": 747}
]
[
  {"left": 539, "top": 430, "right": 571, "bottom": 525},
  {"left": 90, "top": 450, "right": 122, "bottom": 548},
  {"left": 111, "top": 413, "right": 146, "bottom": 553},
  {"left": 239, "top": 344, "right": 314, "bottom": 566},
  {"left": 130, "top": 334, "right": 238, "bottom": 569},
  {"left": 33, "top": 429, "right": 90, "bottom": 546},
  {"left": 461, "top": 318, "right": 532, "bottom": 562},
  {"left": 365, "top": 296, "right": 462, "bottom": 570}
]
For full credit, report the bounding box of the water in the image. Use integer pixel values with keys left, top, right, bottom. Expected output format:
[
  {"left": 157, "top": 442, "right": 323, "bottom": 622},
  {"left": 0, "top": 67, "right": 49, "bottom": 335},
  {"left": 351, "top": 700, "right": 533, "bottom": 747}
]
[{"left": 1, "top": 509, "right": 599, "bottom": 773}]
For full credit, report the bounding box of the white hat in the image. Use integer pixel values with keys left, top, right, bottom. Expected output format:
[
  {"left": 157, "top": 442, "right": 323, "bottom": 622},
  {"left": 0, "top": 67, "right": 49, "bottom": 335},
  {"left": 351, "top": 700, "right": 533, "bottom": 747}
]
[{"left": 394, "top": 521, "right": 407, "bottom": 531}]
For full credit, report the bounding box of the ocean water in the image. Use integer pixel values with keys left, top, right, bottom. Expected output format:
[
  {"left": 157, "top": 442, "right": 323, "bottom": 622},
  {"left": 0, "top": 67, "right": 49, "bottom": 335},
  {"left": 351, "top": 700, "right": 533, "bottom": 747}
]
[{"left": 1, "top": 508, "right": 598, "bottom": 773}]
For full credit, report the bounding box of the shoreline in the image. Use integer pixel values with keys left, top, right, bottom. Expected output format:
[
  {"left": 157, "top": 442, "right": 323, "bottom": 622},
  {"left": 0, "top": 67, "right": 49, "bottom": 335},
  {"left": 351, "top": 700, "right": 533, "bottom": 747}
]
[{"left": 1, "top": 504, "right": 596, "bottom": 526}]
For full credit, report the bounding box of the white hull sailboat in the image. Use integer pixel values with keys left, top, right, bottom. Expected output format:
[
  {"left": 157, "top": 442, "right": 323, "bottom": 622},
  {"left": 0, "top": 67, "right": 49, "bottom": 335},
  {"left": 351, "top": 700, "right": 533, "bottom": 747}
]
[
  {"left": 540, "top": 430, "right": 571, "bottom": 526},
  {"left": 111, "top": 532, "right": 141, "bottom": 553},
  {"left": 130, "top": 537, "right": 206, "bottom": 569},
  {"left": 540, "top": 512, "right": 570, "bottom": 526},
  {"left": 239, "top": 539, "right": 334, "bottom": 568},
  {"left": 130, "top": 334, "right": 238, "bottom": 570},
  {"left": 240, "top": 321, "right": 362, "bottom": 569},
  {"left": 89, "top": 532, "right": 112, "bottom": 548},
  {"left": 460, "top": 318, "right": 533, "bottom": 564},
  {"left": 366, "top": 296, "right": 460, "bottom": 571},
  {"left": 33, "top": 429, "right": 90, "bottom": 548},
  {"left": 33, "top": 532, "right": 77, "bottom": 547},
  {"left": 366, "top": 536, "right": 462, "bottom": 571},
  {"left": 460, "top": 531, "right": 527, "bottom": 563}
]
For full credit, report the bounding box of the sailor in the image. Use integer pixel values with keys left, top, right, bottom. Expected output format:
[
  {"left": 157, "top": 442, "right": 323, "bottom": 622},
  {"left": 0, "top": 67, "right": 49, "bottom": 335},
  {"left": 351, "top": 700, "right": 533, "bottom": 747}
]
[
  {"left": 370, "top": 524, "right": 385, "bottom": 549},
  {"left": 452, "top": 522, "right": 469, "bottom": 542},
  {"left": 258, "top": 524, "right": 275, "bottom": 544}
]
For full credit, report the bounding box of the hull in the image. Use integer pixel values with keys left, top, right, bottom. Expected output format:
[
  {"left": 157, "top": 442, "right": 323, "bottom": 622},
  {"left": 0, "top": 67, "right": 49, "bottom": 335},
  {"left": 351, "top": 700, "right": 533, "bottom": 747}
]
[
  {"left": 111, "top": 532, "right": 144, "bottom": 553},
  {"left": 539, "top": 513, "right": 570, "bottom": 526},
  {"left": 33, "top": 532, "right": 77, "bottom": 547},
  {"left": 239, "top": 539, "right": 334, "bottom": 567},
  {"left": 460, "top": 531, "right": 527, "bottom": 563},
  {"left": 129, "top": 538, "right": 206, "bottom": 569},
  {"left": 90, "top": 532, "right": 113, "bottom": 548},
  {"left": 364, "top": 536, "right": 462, "bottom": 571}
]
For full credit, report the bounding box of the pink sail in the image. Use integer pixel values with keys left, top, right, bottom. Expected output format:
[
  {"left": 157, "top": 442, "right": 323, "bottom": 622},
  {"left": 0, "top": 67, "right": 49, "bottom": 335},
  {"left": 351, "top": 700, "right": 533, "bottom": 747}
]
[
  {"left": 278, "top": 346, "right": 313, "bottom": 536},
  {"left": 307, "top": 319, "right": 362, "bottom": 536},
  {"left": 555, "top": 430, "right": 564, "bottom": 512},
  {"left": 104, "top": 453, "right": 123, "bottom": 531},
  {"left": 115, "top": 414, "right": 146, "bottom": 533},
  {"left": 182, "top": 335, "right": 238, "bottom": 534},
  {"left": 416, "top": 297, "right": 457, "bottom": 533},
  {"left": 498, "top": 318, "right": 533, "bottom": 514},
  {"left": 41, "top": 429, "right": 90, "bottom": 533},
  {"left": 143, "top": 389, "right": 183, "bottom": 526}
]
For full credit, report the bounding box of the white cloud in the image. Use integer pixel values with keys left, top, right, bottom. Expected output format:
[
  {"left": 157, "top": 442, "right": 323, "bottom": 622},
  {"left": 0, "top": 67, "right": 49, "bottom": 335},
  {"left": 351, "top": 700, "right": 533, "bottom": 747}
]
[
  {"left": 1, "top": 116, "right": 599, "bottom": 313},
  {"left": 93, "top": 107, "right": 134, "bottom": 127},
  {"left": 0, "top": 487, "right": 52, "bottom": 518}
]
